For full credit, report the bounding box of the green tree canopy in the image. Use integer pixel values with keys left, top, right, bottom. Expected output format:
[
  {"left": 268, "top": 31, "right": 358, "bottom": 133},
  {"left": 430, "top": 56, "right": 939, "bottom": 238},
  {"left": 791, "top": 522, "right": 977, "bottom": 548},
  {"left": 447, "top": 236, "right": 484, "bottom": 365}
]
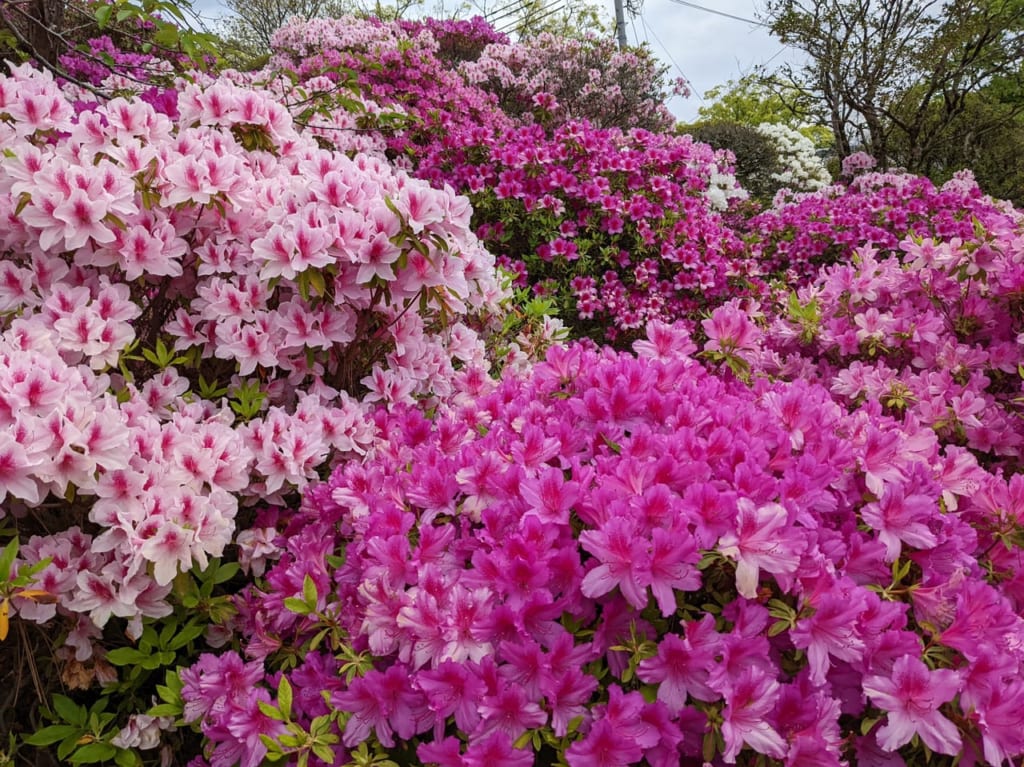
[{"left": 761, "top": 0, "right": 1024, "bottom": 175}]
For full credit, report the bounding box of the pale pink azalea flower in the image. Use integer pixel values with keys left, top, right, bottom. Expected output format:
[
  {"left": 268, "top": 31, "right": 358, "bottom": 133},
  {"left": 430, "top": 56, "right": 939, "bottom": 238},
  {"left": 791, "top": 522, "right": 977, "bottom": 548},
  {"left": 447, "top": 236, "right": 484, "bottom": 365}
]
[
  {"left": 397, "top": 184, "right": 445, "bottom": 233},
  {"left": 67, "top": 568, "right": 138, "bottom": 628},
  {"left": 139, "top": 517, "right": 197, "bottom": 586},
  {"left": 162, "top": 154, "right": 218, "bottom": 206},
  {"left": 0, "top": 429, "right": 45, "bottom": 505}
]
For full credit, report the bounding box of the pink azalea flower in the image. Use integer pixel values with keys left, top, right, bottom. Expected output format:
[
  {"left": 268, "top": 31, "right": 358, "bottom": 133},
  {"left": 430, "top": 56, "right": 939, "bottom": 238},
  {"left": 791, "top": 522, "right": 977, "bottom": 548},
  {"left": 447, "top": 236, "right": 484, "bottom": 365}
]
[
  {"left": 860, "top": 481, "right": 937, "bottom": 562},
  {"left": 862, "top": 655, "right": 961, "bottom": 756},
  {"left": 332, "top": 665, "right": 432, "bottom": 748},
  {"left": 566, "top": 719, "right": 643, "bottom": 767},
  {"left": 719, "top": 666, "right": 787, "bottom": 763},
  {"left": 580, "top": 517, "right": 650, "bottom": 609},
  {"left": 463, "top": 732, "right": 534, "bottom": 767},
  {"left": 718, "top": 500, "right": 805, "bottom": 599}
]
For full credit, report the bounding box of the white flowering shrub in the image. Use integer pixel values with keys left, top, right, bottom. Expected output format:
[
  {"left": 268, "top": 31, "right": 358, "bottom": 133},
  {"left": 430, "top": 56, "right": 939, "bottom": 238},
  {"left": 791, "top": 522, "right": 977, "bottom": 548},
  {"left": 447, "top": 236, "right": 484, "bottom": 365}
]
[{"left": 757, "top": 122, "right": 831, "bottom": 192}]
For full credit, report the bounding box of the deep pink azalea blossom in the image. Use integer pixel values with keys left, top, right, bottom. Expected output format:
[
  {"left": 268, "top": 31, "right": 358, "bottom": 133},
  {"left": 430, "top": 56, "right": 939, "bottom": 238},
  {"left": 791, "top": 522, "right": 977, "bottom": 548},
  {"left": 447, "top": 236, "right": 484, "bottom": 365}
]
[
  {"left": 862, "top": 655, "right": 961, "bottom": 756},
  {"left": 718, "top": 500, "right": 805, "bottom": 599},
  {"left": 719, "top": 666, "right": 787, "bottom": 763}
]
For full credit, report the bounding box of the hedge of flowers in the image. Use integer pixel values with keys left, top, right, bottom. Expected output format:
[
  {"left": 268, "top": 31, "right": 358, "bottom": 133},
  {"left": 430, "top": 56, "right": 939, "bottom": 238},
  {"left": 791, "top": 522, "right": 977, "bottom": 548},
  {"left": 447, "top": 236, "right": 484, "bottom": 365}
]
[
  {"left": 459, "top": 31, "right": 687, "bottom": 133},
  {"left": 745, "top": 169, "right": 1020, "bottom": 283},
  {"left": 174, "top": 326, "right": 1024, "bottom": 767},
  {"left": 264, "top": 16, "right": 747, "bottom": 345},
  {"left": 411, "top": 119, "right": 750, "bottom": 344},
  {"left": 749, "top": 204, "right": 1024, "bottom": 470},
  {"left": 754, "top": 123, "right": 830, "bottom": 195},
  {"left": 2, "top": 8, "right": 1024, "bottom": 767}
]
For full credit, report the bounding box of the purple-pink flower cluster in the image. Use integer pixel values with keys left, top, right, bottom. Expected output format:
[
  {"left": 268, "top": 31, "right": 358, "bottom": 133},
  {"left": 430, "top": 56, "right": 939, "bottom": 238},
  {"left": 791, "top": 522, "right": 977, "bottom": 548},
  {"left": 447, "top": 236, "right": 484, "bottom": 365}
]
[{"left": 181, "top": 326, "right": 1024, "bottom": 766}]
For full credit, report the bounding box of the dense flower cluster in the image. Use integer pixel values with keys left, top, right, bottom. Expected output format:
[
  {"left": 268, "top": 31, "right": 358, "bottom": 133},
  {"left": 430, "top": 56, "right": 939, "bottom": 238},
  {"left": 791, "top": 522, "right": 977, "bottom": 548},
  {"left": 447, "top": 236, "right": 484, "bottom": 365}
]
[
  {"left": 267, "top": 15, "right": 517, "bottom": 163},
  {"left": 745, "top": 170, "right": 1020, "bottom": 281},
  {"left": 749, "top": 223, "right": 1024, "bottom": 470},
  {"left": 413, "top": 119, "right": 749, "bottom": 342},
  {"left": 0, "top": 62, "right": 504, "bottom": 661},
  {"left": 181, "top": 326, "right": 1024, "bottom": 767},
  {"left": 5, "top": 10, "right": 1024, "bottom": 767},
  {"left": 461, "top": 32, "right": 685, "bottom": 132},
  {"left": 754, "top": 123, "right": 830, "bottom": 193}
]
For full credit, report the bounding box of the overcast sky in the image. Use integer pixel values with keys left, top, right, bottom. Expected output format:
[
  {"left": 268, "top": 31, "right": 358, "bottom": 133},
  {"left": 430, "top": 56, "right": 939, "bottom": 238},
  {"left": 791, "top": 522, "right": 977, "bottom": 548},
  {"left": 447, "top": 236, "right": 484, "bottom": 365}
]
[
  {"left": 619, "top": 0, "right": 803, "bottom": 122},
  {"left": 190, "top": 0, "right": 800, "bottom": 123}
]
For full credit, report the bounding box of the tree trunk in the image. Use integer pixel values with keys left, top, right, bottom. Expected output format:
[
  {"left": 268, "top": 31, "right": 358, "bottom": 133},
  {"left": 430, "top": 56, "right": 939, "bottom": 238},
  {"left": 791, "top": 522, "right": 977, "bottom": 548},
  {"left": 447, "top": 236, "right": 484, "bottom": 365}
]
[{"left": 25, "top": 0, "right": 66, "bottom": 65}]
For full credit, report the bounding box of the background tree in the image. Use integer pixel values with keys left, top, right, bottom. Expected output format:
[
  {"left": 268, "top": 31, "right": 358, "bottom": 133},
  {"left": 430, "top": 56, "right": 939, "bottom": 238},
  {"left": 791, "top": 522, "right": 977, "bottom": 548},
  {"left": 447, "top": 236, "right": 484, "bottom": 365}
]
[
  {"left": 473, "top": 0, "right": 608, "bottom": 39},
  {"left": 218, "top": 0, "right": 367, "bottom": 61},
  {"left": 762, "top": 0, "right": 1024, "bottom": 177},
  {"left": 684, "top": 121, "right": 783, "bottom": 202},
  {"left": 697, "top": 72, "right": 833, "bottom": 150}
]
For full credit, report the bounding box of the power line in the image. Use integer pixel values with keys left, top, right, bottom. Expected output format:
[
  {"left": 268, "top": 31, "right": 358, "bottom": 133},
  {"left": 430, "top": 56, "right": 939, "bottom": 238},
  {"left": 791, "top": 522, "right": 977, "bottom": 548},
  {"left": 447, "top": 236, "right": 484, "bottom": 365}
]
[
  {"left": 663, "top": 0, "right": 771, "bottom": 27},
  {"left": 640, "top": 12, "right": 704, "bottom": 102}
]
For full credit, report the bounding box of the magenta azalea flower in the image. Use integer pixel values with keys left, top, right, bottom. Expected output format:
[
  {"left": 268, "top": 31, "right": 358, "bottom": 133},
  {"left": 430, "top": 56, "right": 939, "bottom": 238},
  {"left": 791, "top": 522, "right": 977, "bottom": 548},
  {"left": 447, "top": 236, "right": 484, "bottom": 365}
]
[
  {"left": 718, "top": 500, "right": 805, "bottom": 599},
  {"left": 863, "top": 655, "right": 962, "bottom": 756}
]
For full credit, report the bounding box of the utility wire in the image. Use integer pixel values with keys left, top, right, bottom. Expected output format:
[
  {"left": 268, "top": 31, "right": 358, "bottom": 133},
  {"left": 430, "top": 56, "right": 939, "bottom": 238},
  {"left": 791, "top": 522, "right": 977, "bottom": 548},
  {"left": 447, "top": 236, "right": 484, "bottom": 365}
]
[
  {"left": 663, "top": 0, "right": 771, "bottom": 27},
  {"left": 640, "top": 12, "right": 704, "bottom": 102}
]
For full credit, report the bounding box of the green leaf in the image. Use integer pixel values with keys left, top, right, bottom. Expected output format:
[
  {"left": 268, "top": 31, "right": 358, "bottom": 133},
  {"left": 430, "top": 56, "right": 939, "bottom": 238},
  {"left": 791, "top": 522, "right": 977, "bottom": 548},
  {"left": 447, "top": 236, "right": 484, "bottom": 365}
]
[
  {"left": 513, "top": 731, "right": 533, "bottom": 749},
  {"left": 105, "top": 647, "right": 148, "bottom": 666},
  {"left": 57, "top": 734, "right": 79, "bottom": 761},
  {"left": 69, "top": 743, "right": 118, "bottom": 763},
  {"left": 22, "top": 725, "right": 81, "bottom": 746},
  {"left": 51, "top": 695, "right": 86, "bottom": 726},
  {"left": 312, "top": 743, "right": 335, "bottom": 763},
  {"left": 283, "top": 597, "right": 311, "bottom": 615},
  {"left": 767, "top": 619, "right": 790, "bottom": 637},
  {"left": 212, "top": 562, "right": 240, "bottom": 584},
  {"left": 146, "top": 703, "right": 181, "bottom": 718},
  {"left": 94, "top": 3, "right": 113, "bottom": 28},
  {"left": 257, "top": 700, "right": 285, "bottom": 721},
  {"left": 158, "top": 618, "right": 178, "bottom": 648},
  {"left": 302, "top": 574, "right": 317, "bottom": 607},
  {"left": 278, "top": 676, "right": 293, "bottom": 721},
  {"left": 114, "top": 747, "right": 140, "bottom": 767},
  {"left": 152, "top": 24, "right": 179, "bottom": 49},
  {"left": 168, "top": 622, "right": 206, "bottom": 651},
  {"left": 860, "top": 716, "right": 880, "bottom": 736},
  {"left": 702, "top": 730, "right": 717, "bottom": 763},
  {"left": 0, "top": 538, "right": 18, "bottom": 581},
  {"left": 307, "top": 269, "right": 326, "bottom": 299}
]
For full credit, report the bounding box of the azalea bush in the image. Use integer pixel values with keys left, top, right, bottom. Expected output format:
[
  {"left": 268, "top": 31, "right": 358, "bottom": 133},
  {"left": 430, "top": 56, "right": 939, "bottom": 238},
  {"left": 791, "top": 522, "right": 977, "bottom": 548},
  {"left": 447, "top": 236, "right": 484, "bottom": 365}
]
[
  {"left": 265, "top": 17, "right": 755, "bottom": 344},
  {"left": 460, "top": 32, "right": 687, "bottom": 133},
  {"left": 685, "top": 121, "right": 783, "bottom": 204},
  {"left": 0, "top": 60, "right": 506, "bottom": 763},
  {"left": 747, "top": 211, "right": 1024, "bottom": 470},
  {"left": 267, "top": 15, "right": 516, "bottom": 165},
  {"left": 745, "top": 169, "right": 1020, "bottom": 283},
  {"left": 175, "top": 325, "right": 1024, "bottom": 767},
  {"left": 413, "top": 119, "right": 751, "bottom": 344},
  {"left": 3, "top": 8, "right": 1024, "bottom": 767},
  {"left": 754, "top": 123, "right": 831, "bottom": 194}
]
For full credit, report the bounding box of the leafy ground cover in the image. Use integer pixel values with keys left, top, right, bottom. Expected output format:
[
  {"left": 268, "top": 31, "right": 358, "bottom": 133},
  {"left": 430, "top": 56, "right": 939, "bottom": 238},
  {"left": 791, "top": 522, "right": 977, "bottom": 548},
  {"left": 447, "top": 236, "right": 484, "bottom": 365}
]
[{"left": 0, "top": 10, "right": 1023, "bottom": 767}]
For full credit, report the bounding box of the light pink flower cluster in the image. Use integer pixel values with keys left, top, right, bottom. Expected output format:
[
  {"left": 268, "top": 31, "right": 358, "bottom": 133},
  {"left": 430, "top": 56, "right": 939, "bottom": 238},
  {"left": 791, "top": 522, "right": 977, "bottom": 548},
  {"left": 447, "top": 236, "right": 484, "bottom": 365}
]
[
  {"left": 461, "top": 32, "right": 683, "bottom": 132},
  {"left": 0, "top": 61, "right": 505, "bottom": 658}
]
